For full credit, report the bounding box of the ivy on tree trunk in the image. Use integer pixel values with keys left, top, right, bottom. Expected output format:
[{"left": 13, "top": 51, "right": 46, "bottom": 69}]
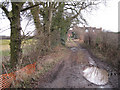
[
  {"left": 1, "top": 2, "right": 23, "bottom": 69},
  {"left": 10, "top": 3, "right": 23, "bottom": 69}
]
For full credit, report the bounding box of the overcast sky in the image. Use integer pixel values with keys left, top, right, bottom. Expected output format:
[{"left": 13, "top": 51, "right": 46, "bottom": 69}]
[
  {"left": 0, "top": 0, "right": 119, "bottom": 36},
  {"left": 83, "top": 0, "right": 119, "bottom": 32}
]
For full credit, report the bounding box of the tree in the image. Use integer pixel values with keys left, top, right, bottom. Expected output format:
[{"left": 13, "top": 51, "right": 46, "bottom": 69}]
[
  {"left": 29, "top": 0, "right": 106, "bottom": 48},
  {"left": 0, "top": 1, "right": 44, "bottom": 69},
  {"left": 1, "top": 2, "right": 24, "bottom": 69}
]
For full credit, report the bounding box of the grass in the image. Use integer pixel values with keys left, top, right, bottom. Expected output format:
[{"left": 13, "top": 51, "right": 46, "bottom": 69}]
[
  {"left": 0, "top": 39, "right": 35, "bottom": 57},
  {"left": 81, "top": 43, "right": 119, "bottom": 71},
  {"left": 1, "top": 39, "right": 71, "bottom": 88},
  {"left": 65, "top": 38, "right": 78, "bottom": 47},
  {"left": 1, "top": 50, "right": 10, "bottom": 56},
  {"left": 0, "top": 39, "right": 10, "bottom": 54},
  {"left": 0, "top": 39, "right": 10, "bottom": 45},
  {"left": 11, "top": 45, "right": 70, "bottom": 88}
]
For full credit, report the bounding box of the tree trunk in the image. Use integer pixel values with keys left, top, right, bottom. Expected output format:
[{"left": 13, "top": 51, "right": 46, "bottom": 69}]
[
  {"left": 29, "top": 2, "right": 42, "bottom": 35},
  {"left": 46, "top": 2, "right": 53, "bottom": 50},
  {"left": 29, "top": 2, "right": 47, "bottom": 55},
  {"left": 10, "top": 3, "right": 23, "bottom": 69}
]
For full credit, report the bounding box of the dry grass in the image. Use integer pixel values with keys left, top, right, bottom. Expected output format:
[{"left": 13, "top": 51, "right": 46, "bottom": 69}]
[
  {"left": 83, "top": 31, "right": 119, "bottom": 69},
  {"left": 77, "top": 51, "right": 89, "bottom": 65},
  {"left": 1, "top": 38, "right": 71, "bottom": 88},
  {"left": 0, "top": 45, "right": 10, "bottom": 51},
  {"left": 0, "top": 40, "right": 10, "bottom": 57},
  {"left": 11, "top": 45, "right": 70, "bottom": 88},
  {"left": 0, "top": 39, "right": 34, "bottom": 52},
  {"left": 36, "top": 45, "right": 69, "bottom": 73},
  {"left": 65, "top": 39, "right": 78, "bottom": 47},
  {"left": 91, "top": 49, "right": 106, "bottom": 60},
  {"left": 0, "top": 40, "right": 10, "bottom": 51}
]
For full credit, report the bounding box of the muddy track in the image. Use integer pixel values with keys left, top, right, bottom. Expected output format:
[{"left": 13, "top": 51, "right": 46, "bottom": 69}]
[
  {"left": 78, "top": 44, "right": 118, "bottom": 88},
  {"left": 33, "top": 45, "right": 118, "bottom": 88}
]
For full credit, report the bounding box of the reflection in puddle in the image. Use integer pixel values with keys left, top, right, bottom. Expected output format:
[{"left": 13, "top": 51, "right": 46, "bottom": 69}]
[
  {"left": 83, "top": 66, "right": 108, "bottom": 85},
  {"left": 71, "top": 47, "right": 77, "bottom": 52},
  {"left": 88, "top": 57, "right": 96, "bottom": 66}
]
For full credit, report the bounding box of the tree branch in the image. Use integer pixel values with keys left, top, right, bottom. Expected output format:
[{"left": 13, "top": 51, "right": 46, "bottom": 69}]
[
  {"left": 70, "top": 2, "right": 92, "bottom": 20},
  {"left": 1, "top": 6, "right": 9, "bottom": 17},
  {"left": 21, "top": 2, "right": 43, "bottom": 12},
  {"left": 1, "top": 6, "right": 12, "bottom": 21}
]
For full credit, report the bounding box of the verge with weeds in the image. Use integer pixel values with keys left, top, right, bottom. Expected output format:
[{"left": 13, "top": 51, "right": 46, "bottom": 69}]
[
  {"left": 81, "top": 32, "right": 119, "bottom": 70},
  {"left": 10, "top": 45, "right": 70, "bottom": 88}
]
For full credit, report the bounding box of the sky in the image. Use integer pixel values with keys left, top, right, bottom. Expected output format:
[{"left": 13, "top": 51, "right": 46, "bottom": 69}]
[
  {"left": 0, "top": 0, "right": 119, "bottom": 36},
  {"left": 83, "top": 0, "right": 119, "bottom": 32}
]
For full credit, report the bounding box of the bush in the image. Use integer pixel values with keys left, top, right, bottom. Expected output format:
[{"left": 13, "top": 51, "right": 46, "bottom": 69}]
[{"left": 83, "top": 31, "right": 119, "bottom": 68}]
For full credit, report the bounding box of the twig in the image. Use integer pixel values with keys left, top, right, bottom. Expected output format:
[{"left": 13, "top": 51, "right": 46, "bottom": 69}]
[{"left": 2, "top": 64, "right": 8, "bottom": 76}]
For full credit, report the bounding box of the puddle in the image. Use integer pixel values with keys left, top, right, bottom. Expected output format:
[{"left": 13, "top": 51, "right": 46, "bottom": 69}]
[
  {"left": 88, "top": 57, "right": 96, "bottom": 66},
  {"left": 70, "top": 47, "right": 78, "bottom": 52},
  {"left": 83, "top": 66, "right": 108, "bottom": 85}
]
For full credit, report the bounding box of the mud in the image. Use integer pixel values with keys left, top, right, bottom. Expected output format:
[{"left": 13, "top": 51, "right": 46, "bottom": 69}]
[
  {"left": 79, "top": 45, "right": 118, "bottom": 88},
  {"left": 32, "top": 45, "right": 118, "bottom": 88}
]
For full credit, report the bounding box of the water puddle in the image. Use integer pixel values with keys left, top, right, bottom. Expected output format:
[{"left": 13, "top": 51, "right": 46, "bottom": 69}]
[
  {"left": 70, "top": 47, "right": 78, "bottom": 52},
  {"left": 83, "top": 66, "right": 108, "bottom": 85},
  {"left": 88, "top": 57, "right": 96, "bottom": 66},
  {"left": 71, "top": 47, "right": 110, "bottom": 87}
]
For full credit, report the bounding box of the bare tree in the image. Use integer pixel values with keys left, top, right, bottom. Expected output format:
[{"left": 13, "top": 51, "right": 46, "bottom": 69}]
[{"left": 0, "top": 0, "right": 46, "bottom": 69}]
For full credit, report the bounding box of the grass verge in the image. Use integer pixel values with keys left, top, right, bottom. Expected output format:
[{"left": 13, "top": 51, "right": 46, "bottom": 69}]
[{"left": 11, "top": 45, "right": 70, "bottom": 88}]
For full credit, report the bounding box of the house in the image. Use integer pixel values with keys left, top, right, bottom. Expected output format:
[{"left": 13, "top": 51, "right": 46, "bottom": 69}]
[{"left": 68, "top": 25, "right": 102, "bottom": 43}]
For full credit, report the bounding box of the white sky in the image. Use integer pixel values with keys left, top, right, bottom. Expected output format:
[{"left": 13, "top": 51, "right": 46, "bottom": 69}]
[
  {"left": 0, "top": 0, "right": 119, "bottom": 36},
  {"left": 83, "top": 0, "right": 119, "bottom": 32}
]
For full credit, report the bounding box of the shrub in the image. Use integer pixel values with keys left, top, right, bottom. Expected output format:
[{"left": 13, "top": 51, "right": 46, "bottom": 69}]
[{"left": 83, "top": 31, "right": 119, "bottom": 68}]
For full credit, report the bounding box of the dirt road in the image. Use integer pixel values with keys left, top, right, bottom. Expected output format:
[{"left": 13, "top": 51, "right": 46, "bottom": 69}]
[{"left": 33, "top": 44, "right": 118, "bottom": 88}]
